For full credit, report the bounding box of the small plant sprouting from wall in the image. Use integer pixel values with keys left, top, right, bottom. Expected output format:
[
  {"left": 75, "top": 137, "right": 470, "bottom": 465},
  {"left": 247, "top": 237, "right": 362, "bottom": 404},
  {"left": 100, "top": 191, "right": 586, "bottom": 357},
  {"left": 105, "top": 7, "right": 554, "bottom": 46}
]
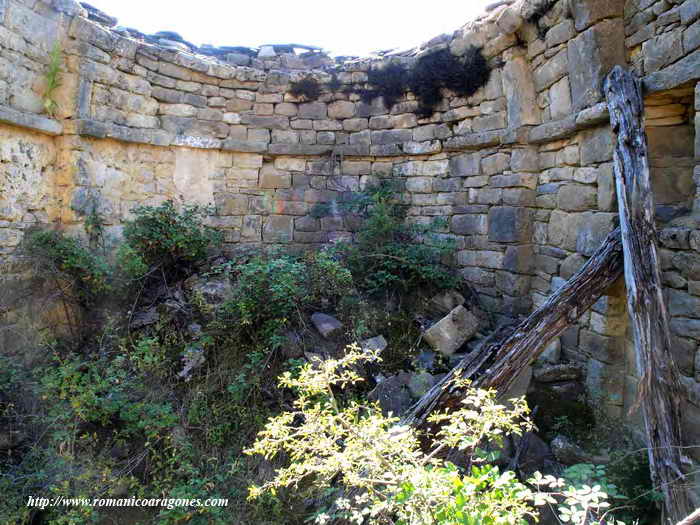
[
  {"left": 43, "top": 42, "right": 63, "bottom": 117},
  {"left": 357, "top": 46, "right": 491, "bottom": 117},
  {"left": 289, "top": 75, "right": 322, "bottom": 102}
]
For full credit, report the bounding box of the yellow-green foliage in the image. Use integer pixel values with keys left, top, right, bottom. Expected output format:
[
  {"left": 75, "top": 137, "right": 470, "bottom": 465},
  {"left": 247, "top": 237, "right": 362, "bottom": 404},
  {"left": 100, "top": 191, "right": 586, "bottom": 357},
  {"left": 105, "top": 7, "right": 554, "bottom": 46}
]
[
  {"left": 247, "top": 346, "right": 625, "bottom": 525},
  {"left": 43, "top": 42, "right": 62, "bottom": 117}
]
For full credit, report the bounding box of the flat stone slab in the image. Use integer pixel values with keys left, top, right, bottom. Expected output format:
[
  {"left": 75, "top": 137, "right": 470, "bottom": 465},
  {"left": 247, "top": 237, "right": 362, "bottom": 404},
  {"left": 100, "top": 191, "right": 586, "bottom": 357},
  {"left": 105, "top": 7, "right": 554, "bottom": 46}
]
[
  {"left": 0, "top": 104, "right": 62, "bottom": 135},
  {"left": 422, "top": 305, "right": 479, "bottom": 356},
  {"left": 311, "top": 312, "right": 343, "bottom": 338}
]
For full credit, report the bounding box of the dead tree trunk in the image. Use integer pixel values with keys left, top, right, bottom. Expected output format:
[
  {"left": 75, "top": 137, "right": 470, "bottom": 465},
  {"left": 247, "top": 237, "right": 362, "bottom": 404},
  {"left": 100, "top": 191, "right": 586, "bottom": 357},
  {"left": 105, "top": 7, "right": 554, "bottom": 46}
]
[
  {"left": 603, "top": 65, "right": 692, "bottom": 522},
  {"left": 402, "top": 227, "right": 624, "bottom": 427}
]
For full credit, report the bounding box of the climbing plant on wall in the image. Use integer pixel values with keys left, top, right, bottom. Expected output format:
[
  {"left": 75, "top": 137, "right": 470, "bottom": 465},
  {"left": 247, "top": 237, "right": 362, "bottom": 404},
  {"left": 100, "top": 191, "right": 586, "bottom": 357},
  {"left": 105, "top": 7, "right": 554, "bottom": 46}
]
[{"left": 358, "top": 46, "right": 491, "bottom": 117}]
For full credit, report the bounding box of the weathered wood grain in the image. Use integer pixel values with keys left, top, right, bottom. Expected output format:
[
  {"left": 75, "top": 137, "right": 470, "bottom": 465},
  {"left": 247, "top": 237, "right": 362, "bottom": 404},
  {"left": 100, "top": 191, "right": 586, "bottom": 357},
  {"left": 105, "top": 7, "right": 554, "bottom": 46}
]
[{"left": 603, "top": 65, "right": 691, "bottom": 523}]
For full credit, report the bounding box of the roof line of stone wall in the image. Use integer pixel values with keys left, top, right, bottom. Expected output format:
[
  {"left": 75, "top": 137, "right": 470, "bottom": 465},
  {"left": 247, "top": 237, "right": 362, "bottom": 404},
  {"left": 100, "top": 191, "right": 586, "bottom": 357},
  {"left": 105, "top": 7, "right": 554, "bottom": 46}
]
[
  {"left": 52, "top": 0, "right": 553, "bottom": 76},
  {"left": 6, "top": 0, "right": 614, "bottom": 156}
]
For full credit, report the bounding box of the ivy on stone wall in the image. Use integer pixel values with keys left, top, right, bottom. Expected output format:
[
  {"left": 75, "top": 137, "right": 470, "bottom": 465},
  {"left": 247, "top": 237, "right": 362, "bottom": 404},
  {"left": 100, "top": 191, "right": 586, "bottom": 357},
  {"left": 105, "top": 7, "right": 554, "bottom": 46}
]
[
  {"left": 290, "top": 47, "right": 492, "bottom": 114},
  {"left": 289, "top": 75, "right": 322, "bottom": 102},
  {"left": 358, "top": 47, "right": 491, "bottom": 117}
]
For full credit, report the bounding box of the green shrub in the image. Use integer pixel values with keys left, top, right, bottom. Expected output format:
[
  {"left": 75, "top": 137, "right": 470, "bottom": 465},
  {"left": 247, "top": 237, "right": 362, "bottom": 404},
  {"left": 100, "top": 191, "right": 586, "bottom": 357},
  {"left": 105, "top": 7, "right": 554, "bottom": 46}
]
[
  {"left": 331, "top": 184, "right": 458, "bottom": 294},
  {"left": 606, "top": 452, "right": 661, "bottom": 524},
  {"left": 24, "top": 229, "right": 111, "bottom": 303},
  {"left": 0, "top": 356, "right": 41, "bottom": 524},
  {"left": 219, "top": 254, "right": 308, "bottom": 347},
  {"left": 26, "top": 342, "right": 234, "bottom": 525},
  {"left": 41, "top": 352, "right": 129, "bottom": 425},
  {"left": 305, "top": 250, "right": 356, "bottom": 309},
  {"left": 122, "top": 200, "right": 222, "bottom": 278},
  {"left": 115, "top": 243, "right": 149, "bottom": 281}
]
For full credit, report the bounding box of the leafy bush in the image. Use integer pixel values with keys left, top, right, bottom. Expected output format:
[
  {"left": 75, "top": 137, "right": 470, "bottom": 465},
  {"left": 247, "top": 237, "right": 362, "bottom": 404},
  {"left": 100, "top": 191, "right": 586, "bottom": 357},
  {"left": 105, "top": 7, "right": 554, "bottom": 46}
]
[
  {"left": 305, "top": 250, "right": 356, "bottom": 309},
  {"left": 330, "top": 184, "right": 458, "bottom": 294},
  {"left": 217, "top": 250, "right": 364, "bottom": 347},
  {"left": 122, "top": 200, "right": 221, "bottom": 278},
  {"left": 41, "top": 352, "right": 129, "bottom": 425},
  {"left": 246, "top": 346, "right": 625, "bottom": 525},
  {"left": 219, "top": 254, "right": 308, "bottom": 347},
  {"left": 605, "top": 452, "right": 661, "bottom": 524},
  {"left": 9, "top": 334, "right": 251, "bottom": 525},
  {"left": 24, "top": 229, "right": 111, "bottom": 303}
]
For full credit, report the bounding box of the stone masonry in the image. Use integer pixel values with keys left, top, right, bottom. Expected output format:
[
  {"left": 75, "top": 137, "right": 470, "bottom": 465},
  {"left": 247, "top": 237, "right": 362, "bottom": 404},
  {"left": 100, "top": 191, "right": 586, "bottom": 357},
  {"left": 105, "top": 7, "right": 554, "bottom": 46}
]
[{"left": 0, "top": 0, "right": 699, "bottom": 476}]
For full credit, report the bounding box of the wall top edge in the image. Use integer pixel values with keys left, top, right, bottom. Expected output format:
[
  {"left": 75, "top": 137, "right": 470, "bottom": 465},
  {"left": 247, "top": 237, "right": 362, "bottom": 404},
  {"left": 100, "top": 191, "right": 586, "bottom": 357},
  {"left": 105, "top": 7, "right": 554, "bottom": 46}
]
[{"left": 44, "top": 0, "right": 547, "bottom": 77}]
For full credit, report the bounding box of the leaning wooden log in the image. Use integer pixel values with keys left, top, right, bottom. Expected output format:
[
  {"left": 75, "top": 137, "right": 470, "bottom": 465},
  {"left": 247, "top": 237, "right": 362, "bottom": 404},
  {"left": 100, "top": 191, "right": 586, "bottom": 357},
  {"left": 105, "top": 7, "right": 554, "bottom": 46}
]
[
  {"left": 603, "top": 65, "right": 692, "bottom": 523},
  {"left": 402, "top": 227, "right": 624, "bottom": 427},
  {"left": 328, "top": 229, "right": 625, "bottom": 525}
]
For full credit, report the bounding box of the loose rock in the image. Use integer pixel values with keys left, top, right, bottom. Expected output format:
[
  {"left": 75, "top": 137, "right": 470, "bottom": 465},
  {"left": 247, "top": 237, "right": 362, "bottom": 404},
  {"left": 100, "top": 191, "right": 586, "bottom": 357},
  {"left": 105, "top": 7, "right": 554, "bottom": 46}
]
[
  {"left": 551, "top": 434, "right": 609, "bottom": 465},
  {"left": 422, "top": 305, "right": 479, "bottom": 356},
  {"left": 408, "top": 372, "right": 444, "bottom": 399},
  {"left": 360, "top": 335, "right": 388, "bottom": 353},
  {"left": 518, "top": 432, "right": 554, "bottom": 476},
  {"left": 184, "top": 275, "right": 233, "bottom": 306},
  {"left": 130, "top": 307, "right": 159, "bottom": 329},
  {"left": 311, "top": 313, "right": 343, "bottom": 338}
]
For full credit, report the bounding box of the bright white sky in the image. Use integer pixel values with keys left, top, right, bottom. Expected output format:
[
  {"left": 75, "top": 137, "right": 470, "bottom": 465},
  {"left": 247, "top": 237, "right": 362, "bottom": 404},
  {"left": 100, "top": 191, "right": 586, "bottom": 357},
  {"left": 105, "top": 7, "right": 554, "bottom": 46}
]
[{"left": 86, "top": 0, "right": 493, "bottom": 57}]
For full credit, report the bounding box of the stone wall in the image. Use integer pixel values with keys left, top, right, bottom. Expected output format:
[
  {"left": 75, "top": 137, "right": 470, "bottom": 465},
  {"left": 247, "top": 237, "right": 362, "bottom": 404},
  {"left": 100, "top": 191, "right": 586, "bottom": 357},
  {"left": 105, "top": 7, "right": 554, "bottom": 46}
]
[{"left": 1, "top": 0, "right": 700, "bottom": 462}]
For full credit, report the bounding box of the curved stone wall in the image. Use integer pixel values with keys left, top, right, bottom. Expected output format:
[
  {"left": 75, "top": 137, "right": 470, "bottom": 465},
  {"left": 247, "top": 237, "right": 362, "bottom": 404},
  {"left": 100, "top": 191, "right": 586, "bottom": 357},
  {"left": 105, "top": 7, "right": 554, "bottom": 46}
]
[{"left": 1, "top": 0, "right": 700, "bottom": 463}]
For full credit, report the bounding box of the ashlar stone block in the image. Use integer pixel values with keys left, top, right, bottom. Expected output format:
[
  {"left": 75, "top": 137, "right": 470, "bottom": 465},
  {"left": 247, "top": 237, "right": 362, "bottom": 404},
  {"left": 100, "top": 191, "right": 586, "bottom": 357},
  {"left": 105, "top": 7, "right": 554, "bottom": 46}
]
[
  {"left": 568, "top": 19, "right": 626, "bottom": 112},
  {"left": 488, "top": 206, "right": 532, "bottom": 243}
]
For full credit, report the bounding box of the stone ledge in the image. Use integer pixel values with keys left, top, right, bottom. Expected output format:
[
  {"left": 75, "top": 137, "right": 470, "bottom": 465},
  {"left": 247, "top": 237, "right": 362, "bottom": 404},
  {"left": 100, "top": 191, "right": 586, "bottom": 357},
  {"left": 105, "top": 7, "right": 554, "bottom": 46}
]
[
  {"left": 529, "top": 103, "right": 611, "bottom": 144},
  {"left": 643, "top": 49, "right": 700, "bottom": 93},
  {"left": 444, "top": 130, "right": 504, "bottom": 150},
  {"left": 529, "top": 116, "right": 577, "bottom": 144},
  {"left": 575, "top": 102, "right": 609, "bottom": 127},
  {"left": 55, "top": 102, "right": 613, "bottom": 154},
  {"left": 76, "top": 119, "right": 171, "bottom": 145},
  {"left": 0, "top": 105, "right": 63, "bottom": 136},
  {"left": 220, "top": 139, "right": 269, "bottom": 153},
  {"left": 268, "top": 144, "right": 333, "bottom": 155}
]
